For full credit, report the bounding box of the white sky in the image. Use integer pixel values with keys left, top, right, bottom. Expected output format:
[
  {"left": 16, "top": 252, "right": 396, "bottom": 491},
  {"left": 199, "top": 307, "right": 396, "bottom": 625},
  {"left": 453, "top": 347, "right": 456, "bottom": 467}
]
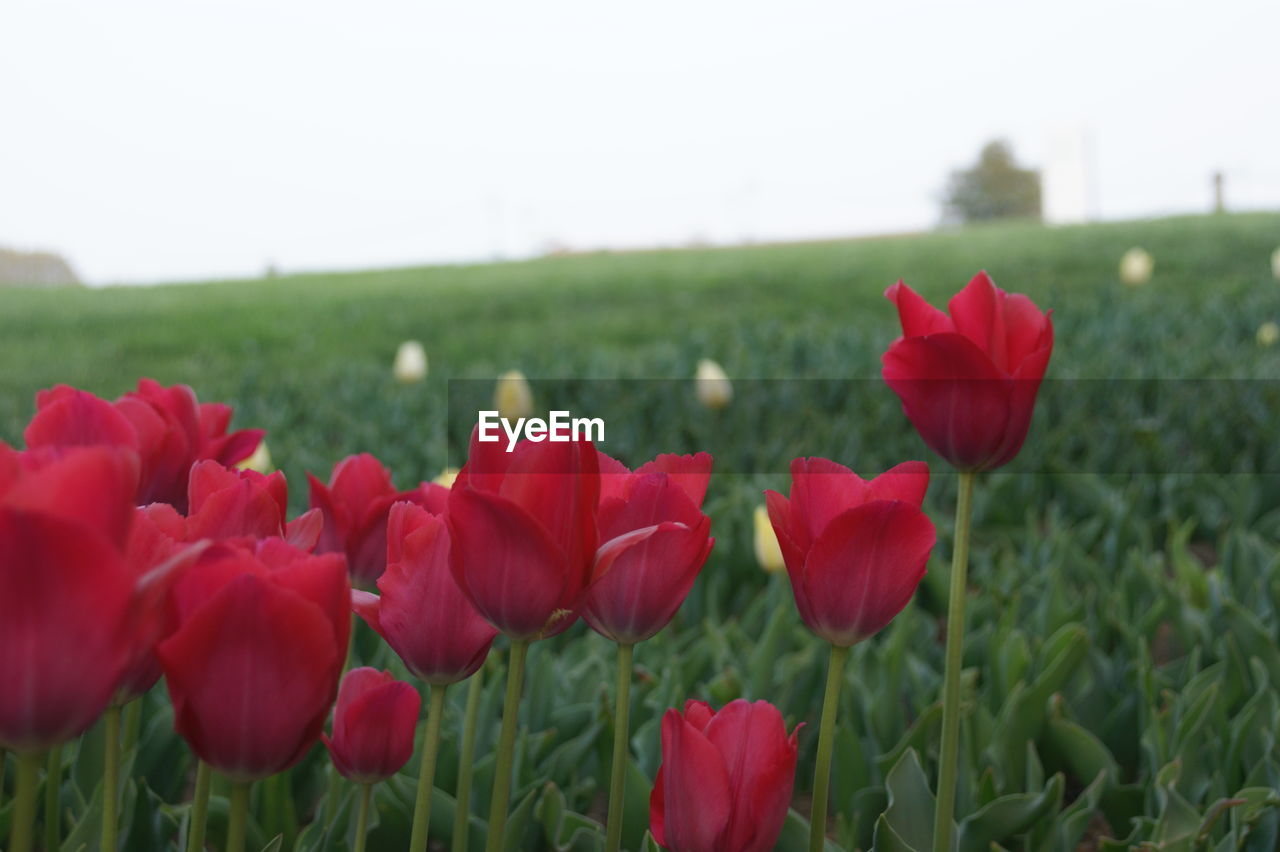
[{"left": 2, "top": 0, "right": 1278, "bottom": 285}]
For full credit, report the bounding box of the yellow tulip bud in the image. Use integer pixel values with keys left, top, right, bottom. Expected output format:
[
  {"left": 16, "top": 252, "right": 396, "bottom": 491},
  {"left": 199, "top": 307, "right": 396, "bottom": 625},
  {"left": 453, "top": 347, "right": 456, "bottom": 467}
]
[
  {"left": 393, "top": 341, "right": 428, "bottom": 383},
  {"left": 753, "top": 505, "right": 785, "bottom": 572},
  {"left": 1258, "top": 321, "right": 1279, "bottom": 347},
  {"left": 237, "top": 441, "right": 273, "bottom": 473},
  {"left": 695, "top": 359, "right": 733, "bottom": 410},
  {"left": 494, "top": 370, "right": 534, "bottom": 420},
  {"left": 1119, "top": 247, "right": 1153, "bottom": 286},
  {"left": 433, "top": 467, "right": 460, "bottom": 488}
]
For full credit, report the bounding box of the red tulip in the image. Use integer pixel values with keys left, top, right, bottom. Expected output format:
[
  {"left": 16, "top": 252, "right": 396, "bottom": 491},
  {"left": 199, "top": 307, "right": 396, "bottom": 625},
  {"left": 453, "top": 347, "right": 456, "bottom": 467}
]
[
  {"left": 585, "top": 453, "right": 715, "bottom": 644},
  {"left": 185, "top": 460, "right": 322, "bottom": 550},
  {"left": 157, "top": 539, "right": 350, "bottom": 781},
  {"left": 24, "top": 380, "right": 263, "bottom": 510},
  {"left": 322, "top": 667, "right": 421, "bottom": 783},
  {"left": 765, "top": 458, "right": 936, "bottom": 647},
  {"left": 447, "top": 430, "right": 599, "bottom": 640},
  {"left": 0, "top": 444, "right": 142, "bottom": 752},
  {"left": 353, "top": 502, "right": 497, "bottom": 685},
  {"left": 881, "top": 272, "right": 1054, "bottom": 472},
  {"left": 649, "top": 699, "right": 800, "bottom": 852},
  {"left": 309, "top": 453, "right": 449, "bottom": 585}
]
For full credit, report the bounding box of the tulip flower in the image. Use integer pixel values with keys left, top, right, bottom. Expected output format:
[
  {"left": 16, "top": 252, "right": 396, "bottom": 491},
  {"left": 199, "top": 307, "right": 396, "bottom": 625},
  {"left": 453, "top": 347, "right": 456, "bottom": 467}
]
[
  {"left": 1259, "top": 321, "right": 1280, "bottom": 347},
  {"left": 393, "top": 340, "right": 429, "bottom": 383},
  {"left": 186, "top": 460, "right": 323, "bottom": 550},
  {"left": 881, "top": 272, "right": 1054, "bottom": 474},
  {"left": 158, "top": 539, "right": 350, "bottom": 852},
  {"left": 649, "top": 699, "right": 800, "bottom": 852},
  {"left": 882, "top": 272, "right": 1051, "bottom": 852},
  {"left": 447, "top": 429, "right": 599, "bottom": 852},
  {"left": 694, "top": 359, "right": 732, "bottom": 410},
  {"left": 494, "top": 370, "right": 534, "bottom": 420},
  {"left": 24, "top": 379, "right": 263, "bottom": 510},
  {"left": 0, "top": 444, "right": 143, "bottom": 852},
  {"left": 237, "top": 440, "right": 273, "bottom": 473},
  {"left": 323, "top": 668, "right": 421, "bottom": 852},
  {"left": 324, "top": 667, "right": 422, "bottom": 781},
  {"left": 1119, "top": 247, "right": 1154, "bottom": 285},
  {"left": 354, "top": 501, "right": 497, "bottom": 852},
  {"left": 588, "top": 452, "right": 714, "bottom": 852},
  {"left": 752, "top": 505, "right": 785, "bottom": 573},
  {"left": 309, "top": 453, "right": 449, "bottom": 585},
  {"left": 765, "top": 457, "right": 934, "bottom": 852}
]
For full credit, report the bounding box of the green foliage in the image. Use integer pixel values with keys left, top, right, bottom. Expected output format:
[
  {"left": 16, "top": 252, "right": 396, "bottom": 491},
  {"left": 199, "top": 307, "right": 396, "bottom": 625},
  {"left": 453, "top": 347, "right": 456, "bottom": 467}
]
[
  {"left": 2, "top": 212, "right": 1280, "bottom": 849},
  {"left": 943, "top": 140, "right": 1042, "bottom": 225}
]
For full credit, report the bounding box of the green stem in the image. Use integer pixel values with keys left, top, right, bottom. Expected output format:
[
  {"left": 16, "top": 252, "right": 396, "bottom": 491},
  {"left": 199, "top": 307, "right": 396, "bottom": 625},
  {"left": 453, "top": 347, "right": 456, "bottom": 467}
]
[
  {"left": 187, "top": 761, "right": 212, "bottom": 852},
  {"left": 102, "top": 704, "right": 121, "bottom": 852},
  {"left": 485, "top": 640, "right": 529, "bottom": 852},
  {"left": 122, "top": 698, "right": 143, "bottom": 753},
  {"left": 0, "top": 747, "right": 7, "bottom": 813},
  {"left": 452, "top": 670, "right": 485, "bottom": 852},
  {"left": 353, "top": 783, "right": 373, "bottom": 852},
  {"left": 324, "top": 765, "right": 342, "bottom": 828},
  {"left": 410, "top": 685, "right": 448, "bottom": 852},
  {"left": 604, "top": 643, "right": 634, "bottom": 852},
  {"left": 932, "top": 471, "right": 975, "bottom": 852},
  {"left": 809, "top": 643, "right": 850, "bottom": 852},
  {"left": 9, "top": 751, "right": 41, "bottom": 852},
  {"left": 226, "top": 781, "right": 250, "bottom": 852},
  {"left": 45, "top": 744, "right": 64, "bottom": 852}
]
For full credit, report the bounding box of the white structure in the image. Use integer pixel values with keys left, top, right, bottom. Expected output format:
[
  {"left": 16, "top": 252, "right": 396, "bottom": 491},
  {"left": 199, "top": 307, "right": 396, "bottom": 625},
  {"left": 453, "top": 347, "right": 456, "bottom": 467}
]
[{"left": 1042, "top": 126, "right": 1094, "bottom": 225}]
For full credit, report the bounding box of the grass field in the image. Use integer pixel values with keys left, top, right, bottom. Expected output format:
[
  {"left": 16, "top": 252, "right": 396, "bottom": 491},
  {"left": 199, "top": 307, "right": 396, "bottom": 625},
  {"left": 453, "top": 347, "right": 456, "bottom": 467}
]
[{"left": 3, "top": 212, "right": 1280, "bottom": 850}]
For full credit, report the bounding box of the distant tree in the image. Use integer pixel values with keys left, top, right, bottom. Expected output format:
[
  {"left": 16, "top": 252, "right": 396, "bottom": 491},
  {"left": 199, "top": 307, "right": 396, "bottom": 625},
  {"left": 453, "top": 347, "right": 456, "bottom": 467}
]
[{"left": 942, "top": 140, "right": 1042, "bottom": 224}]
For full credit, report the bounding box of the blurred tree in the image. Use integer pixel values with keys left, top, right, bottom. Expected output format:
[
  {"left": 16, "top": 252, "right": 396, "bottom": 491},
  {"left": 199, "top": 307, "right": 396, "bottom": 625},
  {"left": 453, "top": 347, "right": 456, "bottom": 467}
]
[{"left": 942, "top": 140, "right": 1042, "bottom": 224}]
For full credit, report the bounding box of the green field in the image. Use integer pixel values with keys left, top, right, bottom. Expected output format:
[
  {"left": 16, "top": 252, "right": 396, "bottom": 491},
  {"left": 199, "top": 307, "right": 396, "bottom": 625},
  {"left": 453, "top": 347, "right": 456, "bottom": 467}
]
[{"left": 3, "top": 212, "right": 1280, "bottom": 850}]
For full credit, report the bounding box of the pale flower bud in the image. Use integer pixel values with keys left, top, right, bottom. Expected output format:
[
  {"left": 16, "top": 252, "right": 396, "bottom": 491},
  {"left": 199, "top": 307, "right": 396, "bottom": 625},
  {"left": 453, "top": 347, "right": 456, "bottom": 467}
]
[
  {"left": 695, "top": 359, "right": 733, "bottom": 410},
  {"left": 433, "top": 467, "right": 459, "bottom": 488},
  {"left": 236, "top": 441, "right": 273, "bottom": 473},
  {"left": 393, "top": 341, "right": 428, "bottom": 383},
  {"left": 753, "top": 505, "right": 785, "bottom": 572},
  {"left": 494, "top": 370, "right": 534, "bottom": 420},
  {"left": 1258, "top": 321, "right": 1279, "bottom": 347},
  {"left": 1119, "top": 248, "right": 1154, "bottom": 286}
]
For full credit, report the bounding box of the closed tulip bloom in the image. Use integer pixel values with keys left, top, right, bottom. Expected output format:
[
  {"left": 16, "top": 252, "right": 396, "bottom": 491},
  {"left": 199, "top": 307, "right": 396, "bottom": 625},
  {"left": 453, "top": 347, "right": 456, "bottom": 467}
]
[
  {"left": 447, "top": 429, "right": 599, "bottom": 640},
  {"left": 322, "top": 668, "right": 421, "bottom": 783},
  {"left": 1119, "top": 247, "right": 1154, "bottom": 285},
  {"left": 393, "top": 341, "right": 429, "bottom": 384},
  {"left": 649, "top": 699, "right": 800, "bottom": 852},
  {"left": 752, "top": 505, "right": 784, "bottom": 573},
  {"left": 585, "top": 452, "right": 714, "bottom": 643},
  {"left": 186, "top": 460, "right": 323, "bottom": 550},
  {"left": 24, "top": 380, "right": 263, "bottom": 510},
  {"left": 0, "top": 444, "right": 142, "bottom": 752},
  {"left": 237, "top": 440, "right": 273, "bottom": 473},
  {"left": 882, "top": 272, "right": 1054, "bottom": 472},
  {"left": 353, "top": 502, "right": 497, "bottom": 684},
  {"left": 309, "top": 453, "right": 449, "bottom": 585},
  {"left": 157, "top": 539, "right": 350, "bottom": 781},
  {"left": 765, "top": 458, "right": 936, "bottom": 647},
  {"left": 694, "top": 359, "right": 732, "bottom": 410},
  {"left": 494, "top": 370, "right": 534, "bottom": 420}
]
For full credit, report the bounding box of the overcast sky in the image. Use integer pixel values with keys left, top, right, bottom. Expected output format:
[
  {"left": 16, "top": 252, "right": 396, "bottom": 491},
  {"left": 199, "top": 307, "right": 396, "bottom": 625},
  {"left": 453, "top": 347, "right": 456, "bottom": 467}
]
[{"left": 2, "top": 0, "right": 1277, "bottom": 285}]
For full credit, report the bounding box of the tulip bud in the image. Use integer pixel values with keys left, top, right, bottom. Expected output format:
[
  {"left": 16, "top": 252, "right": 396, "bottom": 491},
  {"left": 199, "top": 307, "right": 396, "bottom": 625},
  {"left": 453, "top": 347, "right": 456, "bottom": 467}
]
[
  {"left": 1119, "top": 247, "right": 1154, "bottom": 286},
  {"left": 433, "top": 467, "right": 459, "bottom": 488},
  {"left": 1271, "top": 247, "right": 1280, "bottom": 281},
  {"left": 753, "top": 505, "right": 785, "bottom": 572},
  {"left": 322, "top": 668, "right": 421, "bottom": 783},
  {"left": 1258, "top": 321, "right": 1279, "bottom": 347},
  {"left": 237, "top": 440, "right": 273, "bottom": 473},
  {"left": 694, "top": 359, "right": 732, "bottom": 410},
  {"left": 393, "top": 341, "right": 428, "bottom": 383},
  {"left": 494, "top": 370, "right": 534, "bottom": 420}
]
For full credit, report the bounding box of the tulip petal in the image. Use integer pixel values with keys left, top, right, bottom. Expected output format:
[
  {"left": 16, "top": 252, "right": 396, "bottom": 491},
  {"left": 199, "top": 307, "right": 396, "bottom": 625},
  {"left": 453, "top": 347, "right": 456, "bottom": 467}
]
[
  {"left": 866, "top": 461, "right": 931, "bottom": 507},
  {"left": 2, "top": 446, "right": 139, "bottom": 549},
  {"left": 447, "top": 487, "right": 569, "bottom": 639},
  {"left": 703, "top": 700, "right": 799, "bottom": 852},
  {"left": 786, "top": 457, "right": 869, "bottom": 549},
  {"left": 285, "top": 508, "right": 325, "bottom": 552},
  {"left": 885, "top": 280, "right": 954, "bottom": 337},
  {"left": 656, "top": 710, "right": 731, "bottom": 852},
  {"left": 800, "top": 501, "right": 935, "bottom": 646},
  {"left": 635, "top": 452, "right": 714, "bottom": 508}
]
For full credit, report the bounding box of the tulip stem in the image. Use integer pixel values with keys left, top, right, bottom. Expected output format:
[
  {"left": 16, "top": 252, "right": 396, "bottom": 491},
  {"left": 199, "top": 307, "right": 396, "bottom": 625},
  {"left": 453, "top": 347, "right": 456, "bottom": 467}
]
[
  {"left": 354, "top": 783, "right": 373, "bottom": 852},
  {"left": 0, "top": 747, "right": 7, "bottom": 812},
  {"left": 410, "top": 684, "right": 448, "bottom": 852},
  {"left": 485, "top": 640, "right": 529, "bottom": 852},
  {"left": 187, "top": 760, "right": 212, "bottom": 852},
  {"left": 9, "top": 751, "right": 41, "bottom": 852},
  {"left": 809, "top": 643, "right": 849, "bottom": 852},
  {"left": 45, "top": 744, "right": 64, "bottom": 852},
  {"left": 453, "top": 670, "right": 485, "bottom": 852},
  {"left": 933, "top": 471, "right": 975, "bottom": 852},
  {"left": 227, "top": 781, "right": 250, "bottom": 852},
  {"left": 123, "top": 697, "right": 143, "bottom": 752},
  {"left": 101, "top": 703, "right": 121, "bottom": 852},
  {"left": 604, "top": 643, "right": 635, "bottom": 852}
]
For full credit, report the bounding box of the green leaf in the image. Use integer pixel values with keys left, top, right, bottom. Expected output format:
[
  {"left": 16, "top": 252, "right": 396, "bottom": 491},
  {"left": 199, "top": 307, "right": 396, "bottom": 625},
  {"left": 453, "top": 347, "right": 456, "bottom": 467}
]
[
  {"left": 879, "top": 749, "right": 939, "bottom": 852},
  {"left": 956, "top": 773, "right": 1063, "bottom": 852}
]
